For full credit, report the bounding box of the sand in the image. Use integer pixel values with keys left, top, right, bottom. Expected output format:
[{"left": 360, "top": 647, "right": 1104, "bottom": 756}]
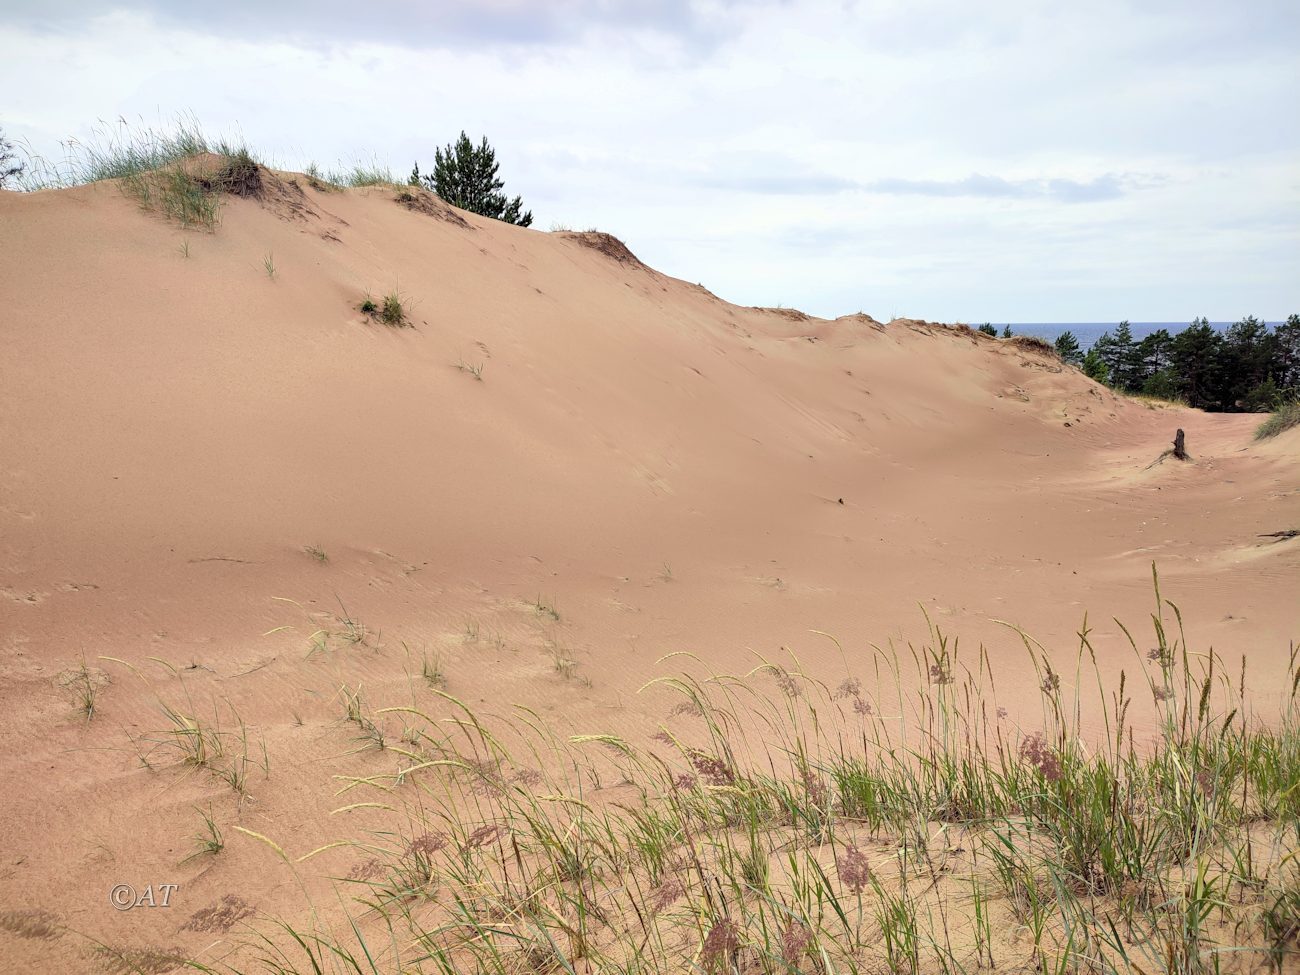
[{"left": 0, "top": 171, "right": 1295, "bottom": 971}]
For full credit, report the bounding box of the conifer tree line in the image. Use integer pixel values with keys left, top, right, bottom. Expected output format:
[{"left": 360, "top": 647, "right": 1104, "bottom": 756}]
[{"left": 1047, "top": 316, "right": 1300, "bottom": 412}]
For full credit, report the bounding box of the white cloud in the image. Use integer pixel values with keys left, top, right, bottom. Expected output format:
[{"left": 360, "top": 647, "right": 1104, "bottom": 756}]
[{"left": 1, "top": 0, "right": 1296, "bottom": 320}]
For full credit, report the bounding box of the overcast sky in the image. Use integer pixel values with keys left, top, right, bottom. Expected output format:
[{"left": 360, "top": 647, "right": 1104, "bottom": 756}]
[{"left": 3, "top": 1, "right": 1297, "bottom": 322}]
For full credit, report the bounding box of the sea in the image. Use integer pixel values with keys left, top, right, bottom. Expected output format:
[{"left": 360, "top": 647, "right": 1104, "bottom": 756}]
[{"left": 998, "top": 321, "right": 1285, "bottom": 349}]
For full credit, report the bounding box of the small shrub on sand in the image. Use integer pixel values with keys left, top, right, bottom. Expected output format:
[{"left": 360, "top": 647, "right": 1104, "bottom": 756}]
[
  {"left": 1256, "top": 400, "right": 1300, "bottom": 440},
  {"left": 381, "top": 292, "right": 405, "bottom": 326},
  {"left": 360, "top": 290, "right": 408, "bottom": 327}
]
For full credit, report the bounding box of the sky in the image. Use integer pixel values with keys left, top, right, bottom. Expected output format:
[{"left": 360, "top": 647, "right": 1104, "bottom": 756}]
[{"left": 2, "top": 0, "right": 1297, "bottom": 322}]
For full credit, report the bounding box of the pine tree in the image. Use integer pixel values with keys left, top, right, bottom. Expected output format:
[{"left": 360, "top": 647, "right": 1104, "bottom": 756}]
[
  {"left": 1141, "top": 369, "right": 1181, "bottom": 401},
  {"left": 978, "top": 323, "right": 998, "bottom": 336},
  {"left": 1136, "top": 328, "right": 1174, "bottom": 385},
  {"left": 1171, "top": 317, "right": 1225, "bottom": 409},
  {"left": 1081, "top": 347, "right": 1109, "bottom": 384},
  {"left": 1001, "top": 324, "right": 1013, "bottom": 338},
  {"left": 414, "top": 132, "right": 533, "bottom": 227},
  {"left": 1095, "top": 321, "right": 1141, "bottom": 392},
  {"left": 1274, "top": 314, "right": 1300, "bottom": 394},
  {"left": 1054, "top": 330, "right": 1083, "bottom": 365},
  {"left": 1222, "top": 315, "right": 1275, "bottom": 409}
]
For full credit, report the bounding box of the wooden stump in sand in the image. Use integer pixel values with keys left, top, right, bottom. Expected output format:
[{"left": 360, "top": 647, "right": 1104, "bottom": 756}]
[{"left": 1172, "top": 429, "right": 1187, "bottom": 461}]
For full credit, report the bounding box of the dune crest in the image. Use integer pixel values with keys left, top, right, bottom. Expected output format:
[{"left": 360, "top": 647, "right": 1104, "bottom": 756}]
[{"left": 0, "top": 164, "right": 1296, "bottom": 972}]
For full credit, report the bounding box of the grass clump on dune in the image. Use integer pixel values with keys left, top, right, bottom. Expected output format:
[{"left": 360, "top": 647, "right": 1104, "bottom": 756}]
[
  {"left": 196, "top": 569, "right": 1299, "bottom": 975},
  {"left": 323, "top": 162, "right": 397, "bottom": 188},
  {"left": 1256, "top": 400, "right": 1300, "bottom": 440},
  {"left": 360, "top": 290, "right": 408, "bottom": 327},
  {"left": 22, "top": 117, "right": 259, "bottom": 229}
]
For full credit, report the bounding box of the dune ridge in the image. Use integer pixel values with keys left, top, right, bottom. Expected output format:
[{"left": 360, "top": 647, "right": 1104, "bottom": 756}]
[{"left": 0, "top": 161, "right": 1297, "bottom": 972}]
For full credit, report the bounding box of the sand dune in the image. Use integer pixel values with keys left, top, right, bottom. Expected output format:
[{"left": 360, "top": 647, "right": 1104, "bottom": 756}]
[{"left": 0, "top": 169, "right": 1296, "bottom": 971}]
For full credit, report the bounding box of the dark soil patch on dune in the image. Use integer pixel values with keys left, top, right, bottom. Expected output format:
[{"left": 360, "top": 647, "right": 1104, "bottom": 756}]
[
  {"left": 561, "top": 231, "right": 646, "bottom": 268},
  {"left": 394, "top": 188, "right": 472, "bottom": 228}
]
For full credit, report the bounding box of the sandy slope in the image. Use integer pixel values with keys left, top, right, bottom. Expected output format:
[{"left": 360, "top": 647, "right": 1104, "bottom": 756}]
[{"left": 0, "top": 172, "right": 1295, "bottom": 971}]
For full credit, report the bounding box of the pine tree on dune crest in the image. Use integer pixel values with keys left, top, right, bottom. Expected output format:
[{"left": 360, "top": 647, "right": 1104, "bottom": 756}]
[{"left": 409, "top": 132, "right": 533, "bottom": 227}]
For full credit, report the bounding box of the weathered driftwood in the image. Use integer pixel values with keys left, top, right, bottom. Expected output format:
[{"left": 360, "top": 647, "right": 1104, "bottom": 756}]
[
  {"left": 1144, "top": 428, "right": 1192, "bottom": 470},
  {"left": 1172, "top": 428, "right": 1187, "bottom": 460}
]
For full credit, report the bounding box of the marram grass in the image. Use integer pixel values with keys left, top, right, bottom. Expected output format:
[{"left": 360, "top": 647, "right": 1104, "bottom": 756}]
[
  {"left": 1256, "top": 400, "right": 1300, "bottom": 441},
  {"left": 158, "top": 572, "right": 1300, "bottom": 973},
  {"left": 20, "top": 117, "right": 258, "bottom": 229}
]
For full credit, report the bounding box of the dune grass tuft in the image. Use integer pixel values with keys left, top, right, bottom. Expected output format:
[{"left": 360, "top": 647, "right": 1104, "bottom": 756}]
[
  {"left": 151, "top": 697, "right": 268, "bottom": 795},
  {"left": 181, "top": 805, "right": 225, "bottom": 863},
  {"left": 23, "top": 118, "right": 261, "bottom": 230},
  {"left": 381, "top": 292, "right": 405, "bottom": 326},
  {"left": 59, "top": 657, "right": 106, "bottom": 721},
  {"left": 323, "top": 162, "right": 396, "bottom": 188},
  {"left": 1256, "top": 399, "right": 1300, "bottom": 440},
  {"left": 454, "top": 357, "right": 485, "bottom": 381}
]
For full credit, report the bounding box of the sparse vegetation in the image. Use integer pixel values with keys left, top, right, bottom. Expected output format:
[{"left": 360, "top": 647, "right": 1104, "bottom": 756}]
[
  {"left": 59, "top": 658, "right": 106, "bottom": 721},
  {"left": 181, "top": 805, "right": 224, "bottom": 862},
  {"left": 183, "top": 572, "right": 1299, "bottom": 974},
  {"left": 151, "top": 698, "right": 268, "bottom": 795},
  {"left": 454, "top": 357, "right": 485, "bottom": 380},
  {"left": 303, "top": 161, "right": 340, "bottom": 191},
  {"left": 20, "top": 119, "right": 261, "bottom": 229},
  {"left": 339, "top": 683, "right": 386, "bottom": 751},
  {"left": 304, "top": 603, "right": 373, "bottom": 656},
  {"left": 262, "top": 252, "right": 276, "bottom": 279},
  {"left": 532, "top": 594, "right": 560, "bottom": 621},
  {"left": 0, "top": 126, "right": 25, "bottom": 187},
  {"left": 420, "top": 650, "right": 447, "bottom": 688},
  {"left": 328, "top": 163, "right": 396, "bottom": 187},
  {"left": 544, "top": 635, "right": 578, "bottom": 680},
  {"left": 336, "top": 609, "right": 368, "bottom": 646},
  {"left": 1131, "top": 390, "right": 1190, "bottom": 409},
  {"left": 1256, "top": 399, "right": 1300, "bottom": 440},
  {"left": 12, "top": 116, "right": 1299, "bottom": 975}
]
